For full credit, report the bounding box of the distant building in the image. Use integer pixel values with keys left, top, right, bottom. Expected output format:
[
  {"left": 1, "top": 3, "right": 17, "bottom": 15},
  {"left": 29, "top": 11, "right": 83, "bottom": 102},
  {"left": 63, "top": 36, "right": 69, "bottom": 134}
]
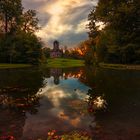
[{"left": 50, "top": 40, "right": 63, "bottom": 58}]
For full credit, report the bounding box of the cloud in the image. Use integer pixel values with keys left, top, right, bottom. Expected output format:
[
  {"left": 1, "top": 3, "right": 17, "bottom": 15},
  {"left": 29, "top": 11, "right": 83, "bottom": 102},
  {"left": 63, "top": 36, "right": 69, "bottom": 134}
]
[{"left": 22, "top": 0, "right": 98, "bottom": 47}]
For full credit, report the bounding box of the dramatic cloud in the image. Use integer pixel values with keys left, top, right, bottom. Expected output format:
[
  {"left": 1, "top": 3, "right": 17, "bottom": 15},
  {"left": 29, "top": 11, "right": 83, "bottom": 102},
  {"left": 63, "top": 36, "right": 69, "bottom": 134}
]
[{"left": 22, "top": 0, "right": 98, "bottom": 48}]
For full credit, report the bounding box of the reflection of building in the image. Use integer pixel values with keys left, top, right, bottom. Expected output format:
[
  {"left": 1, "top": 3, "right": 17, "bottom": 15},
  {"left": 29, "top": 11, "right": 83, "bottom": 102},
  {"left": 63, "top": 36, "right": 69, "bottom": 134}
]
[
  {"left": 50, "top": 68, "right": 63, "bottom": 85},
  {"left": 50, "top": 41, "right": 63, "bottom": 58},
  {"left": 49, "top": 67, "right": 84, "bottom": 85}
]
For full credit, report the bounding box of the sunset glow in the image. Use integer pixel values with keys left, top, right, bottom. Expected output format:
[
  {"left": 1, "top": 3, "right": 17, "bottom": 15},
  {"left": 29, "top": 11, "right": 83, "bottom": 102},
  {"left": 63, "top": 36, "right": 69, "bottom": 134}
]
[{"left": 22, "top": 0, "right": 98, "bottom": 47}]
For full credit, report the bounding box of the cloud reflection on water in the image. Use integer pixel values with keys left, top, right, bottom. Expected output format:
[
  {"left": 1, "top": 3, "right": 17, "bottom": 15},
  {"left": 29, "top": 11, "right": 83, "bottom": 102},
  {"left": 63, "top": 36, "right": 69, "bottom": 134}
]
[{"left": 22, "top": 76, "right": 93, "bottom": 139}]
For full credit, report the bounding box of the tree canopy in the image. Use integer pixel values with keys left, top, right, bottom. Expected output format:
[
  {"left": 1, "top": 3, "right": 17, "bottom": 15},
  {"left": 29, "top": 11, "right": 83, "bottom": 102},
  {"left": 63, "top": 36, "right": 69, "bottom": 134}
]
[
  {"left": 0, "top": 0, "right": 43, "bottom": 64},
  {"left": 87, "top": 0, "right": 140, "bottom": 64}
]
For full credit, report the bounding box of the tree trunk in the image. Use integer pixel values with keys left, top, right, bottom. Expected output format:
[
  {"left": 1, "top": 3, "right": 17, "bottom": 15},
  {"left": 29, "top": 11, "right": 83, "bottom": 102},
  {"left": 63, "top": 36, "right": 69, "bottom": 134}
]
[{"left": 5, "top": 13, "right": 8, "bottom": 33}]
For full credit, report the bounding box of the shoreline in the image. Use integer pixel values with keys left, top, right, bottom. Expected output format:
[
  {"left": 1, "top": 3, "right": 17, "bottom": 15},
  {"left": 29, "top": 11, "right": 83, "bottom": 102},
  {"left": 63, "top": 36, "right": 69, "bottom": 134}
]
[
  {"left": 99, "top": 63, "right": 140, "bottom": 70},
  {"left": 0, "top": 64, "right": 32, "bottom": 69}
]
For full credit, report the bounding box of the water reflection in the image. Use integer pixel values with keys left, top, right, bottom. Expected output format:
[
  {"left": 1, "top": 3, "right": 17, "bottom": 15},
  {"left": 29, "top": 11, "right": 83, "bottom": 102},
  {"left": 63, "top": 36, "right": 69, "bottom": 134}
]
[
  {"left": 84, "top": 67, "right": 140, "bottom": 140},
  {"left": 93, "top": 96, "right": 107, "bottom": 109},
  {"left": 22, "top": 73, "right": 93, "bottom": 139},
  {"left": 0, "top": 67, "right": 140, "bottom": 139}
]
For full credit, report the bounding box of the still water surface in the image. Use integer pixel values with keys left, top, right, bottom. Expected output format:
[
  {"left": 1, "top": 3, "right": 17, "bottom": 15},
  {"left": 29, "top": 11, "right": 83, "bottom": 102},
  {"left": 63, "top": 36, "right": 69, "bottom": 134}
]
[{"left": 0, "top": 67, "right": 140, "bottom": 140}]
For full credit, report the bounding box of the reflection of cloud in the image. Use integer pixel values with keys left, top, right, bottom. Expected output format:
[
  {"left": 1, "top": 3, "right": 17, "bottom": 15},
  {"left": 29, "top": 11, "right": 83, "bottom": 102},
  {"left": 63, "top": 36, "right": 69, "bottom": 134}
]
[
  {"left": 58, "top": 111, "right": 69, "bottom": 121},
  {"left": 46, "top": 89, "right": 68, "bottom": 107},
  {"left": 57, "top": 110, "right": 81, "bottom": 127},
  {"left": 38, "top": 77, "right": 89, "bottom": 109},
  {"left": 22, "top": 77, "right": 93, "bottom": 139},
  {"left": 70, "top": 117, "right": 81, "bottom": 127},
  {"left": 75, "top": 89, "right": 89, "bottom": 100},
  {"left": 39, "top": 77, "right": 91, "bottom": 128},
  {"left": 22, "top": 0, "right": 98, "bottom": 47}
]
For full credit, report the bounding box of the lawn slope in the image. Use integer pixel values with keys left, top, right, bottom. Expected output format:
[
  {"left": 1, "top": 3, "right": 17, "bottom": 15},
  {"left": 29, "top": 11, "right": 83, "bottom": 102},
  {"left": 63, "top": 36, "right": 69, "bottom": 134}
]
[{"left": 46, "top": 58, "right": 84, "bottom": 68}]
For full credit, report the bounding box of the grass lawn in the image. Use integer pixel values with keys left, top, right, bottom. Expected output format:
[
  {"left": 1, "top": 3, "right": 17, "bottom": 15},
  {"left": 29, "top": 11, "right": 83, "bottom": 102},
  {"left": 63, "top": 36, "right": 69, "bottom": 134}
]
[
  {"left": 99, "top": 63, "right": 140, "bottom": 70},
  {"left": 46, "top": 58, "right": 85, "bottom": 68},
  {"left": 0, "top": 64, "right": 32, "bottom": 69}
]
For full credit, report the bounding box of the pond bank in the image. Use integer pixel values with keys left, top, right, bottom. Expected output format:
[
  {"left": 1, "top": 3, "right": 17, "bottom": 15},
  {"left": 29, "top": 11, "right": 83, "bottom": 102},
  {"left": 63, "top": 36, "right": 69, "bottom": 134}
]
[
  {"left": 0, "top": 64, "right": 32, "bottom": 69},
  {"left": 99, "top": 63, "right": 140, "bottom": 70}
]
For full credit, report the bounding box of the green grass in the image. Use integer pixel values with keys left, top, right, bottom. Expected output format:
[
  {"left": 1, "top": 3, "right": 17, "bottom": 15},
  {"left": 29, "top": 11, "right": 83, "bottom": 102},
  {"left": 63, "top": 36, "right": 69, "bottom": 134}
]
[
  {"left": 0, "top": 64, "right": 32, "bottom": 69},
  {"left": 45, "top": 58, "right": 85, "bottom": 68},
  {"left": 99, "top": 63, "right": 140, "bottom": 70}
]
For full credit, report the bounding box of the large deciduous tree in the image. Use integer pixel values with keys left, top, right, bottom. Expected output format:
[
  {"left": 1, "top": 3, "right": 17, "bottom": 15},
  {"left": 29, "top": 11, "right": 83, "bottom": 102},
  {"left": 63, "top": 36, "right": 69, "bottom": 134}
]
[
  {"left": 0, "top": 0, "right": 22, "bottom": 33},
  {"left": 88, "top": 0, "right": 140, "bottom": 64},
  {"left": 21, "top": 10, "right": 39, "bottom": 33},
  {"left": 0, "top": 0, "right": 44, "bottom": 64}
]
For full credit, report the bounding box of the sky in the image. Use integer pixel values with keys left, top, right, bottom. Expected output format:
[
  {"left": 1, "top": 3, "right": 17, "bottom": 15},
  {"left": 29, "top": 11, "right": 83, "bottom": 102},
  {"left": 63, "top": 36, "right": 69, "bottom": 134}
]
[{"left": 22, "top": 0, "right": 98, "bottom": 48}]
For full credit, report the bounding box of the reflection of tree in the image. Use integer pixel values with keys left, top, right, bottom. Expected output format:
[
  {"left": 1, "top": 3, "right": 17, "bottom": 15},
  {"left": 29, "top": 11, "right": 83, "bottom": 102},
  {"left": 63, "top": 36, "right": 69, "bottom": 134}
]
[
  {"left": 0, "top": 94, "right": 40, "bottom": 114},
  {"left": 87, "top": 89, "right": 107, "bottom": 114},
  {"left": 0, "top": 93, "right": 40, "bottom": 139},
  {"left": 0, "top": 107, "right": 25, "bottom": 140},
  {"left": 42, "top": 67, "right": 85, "bottom": 85},
  {"left": 0, "top": 68, "right": 43, "bottom": 114},
  {"left": 77, "top": 66, "right": 140, "bottom": 139},
  {"left": 0, "top": 68, "right": 43, "bottom": 96},
  {"left": 78, "top": 66, "right": 97, "bottom": 88},
  {"left": 0, "top": 68, "right": 44, "bottom": 139},
  {"left": 0, "top": 94, "right": 26, "bottom": 139},
  {"left": 85, "top": 88, "right": 107, "bottom": 138},
  {"left": 62, "top": 67, "right": 84, "bottom": 79},
  {"left": 49, "top": 67, "right": 83, "bottom": 84},
  {"left": 78, "top": 67, "right": 107, "bottom": 115},
  {"left": 72, "top": 66, "right": 108, "bottom": 138}
]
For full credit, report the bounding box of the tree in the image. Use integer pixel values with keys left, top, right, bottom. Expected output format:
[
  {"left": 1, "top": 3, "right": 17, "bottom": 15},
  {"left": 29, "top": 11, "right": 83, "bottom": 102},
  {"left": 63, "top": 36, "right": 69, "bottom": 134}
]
[
  {"left": 0, "top": 0, "right": 44, "bottom": 64},
  {"left": 13, "top": 31, "right": 42, "bottom": 64},
  {"left": 0, "top": 0, "right": 22, "bottom": 33},
  {"left": 87, "top": 9, "right": 99, "bottom": 39},
  {"left": 20, "top": 10, "right": 39, "bottom": 33},
  {"left": 76, "top": 40, "right": 98, "bottom": 64},
  {"left": 88, "top": 0, "right": 140, "bottom": 64}
]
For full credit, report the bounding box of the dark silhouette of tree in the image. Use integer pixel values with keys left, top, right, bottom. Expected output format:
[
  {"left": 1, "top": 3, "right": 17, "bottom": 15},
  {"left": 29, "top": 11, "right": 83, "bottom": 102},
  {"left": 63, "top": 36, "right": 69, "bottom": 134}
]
[
  {"left": 0, "top": 0, "right": 44, "bottom": 64},
  {"left": 0, "top": 0, "right": 22, "bottom": 33},
  {"left": 21, "top": 10, "right": 39, "bottom": 33},
  {"left": 87, "top": 0, "right": 140, "bottom": 64}
]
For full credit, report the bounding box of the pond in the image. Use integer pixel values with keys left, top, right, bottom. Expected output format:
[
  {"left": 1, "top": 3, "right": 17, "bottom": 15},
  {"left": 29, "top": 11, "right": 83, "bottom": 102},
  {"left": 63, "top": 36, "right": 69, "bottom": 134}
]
[{"left": 0, "top": 66, "right": 140, "bottom": 140}]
